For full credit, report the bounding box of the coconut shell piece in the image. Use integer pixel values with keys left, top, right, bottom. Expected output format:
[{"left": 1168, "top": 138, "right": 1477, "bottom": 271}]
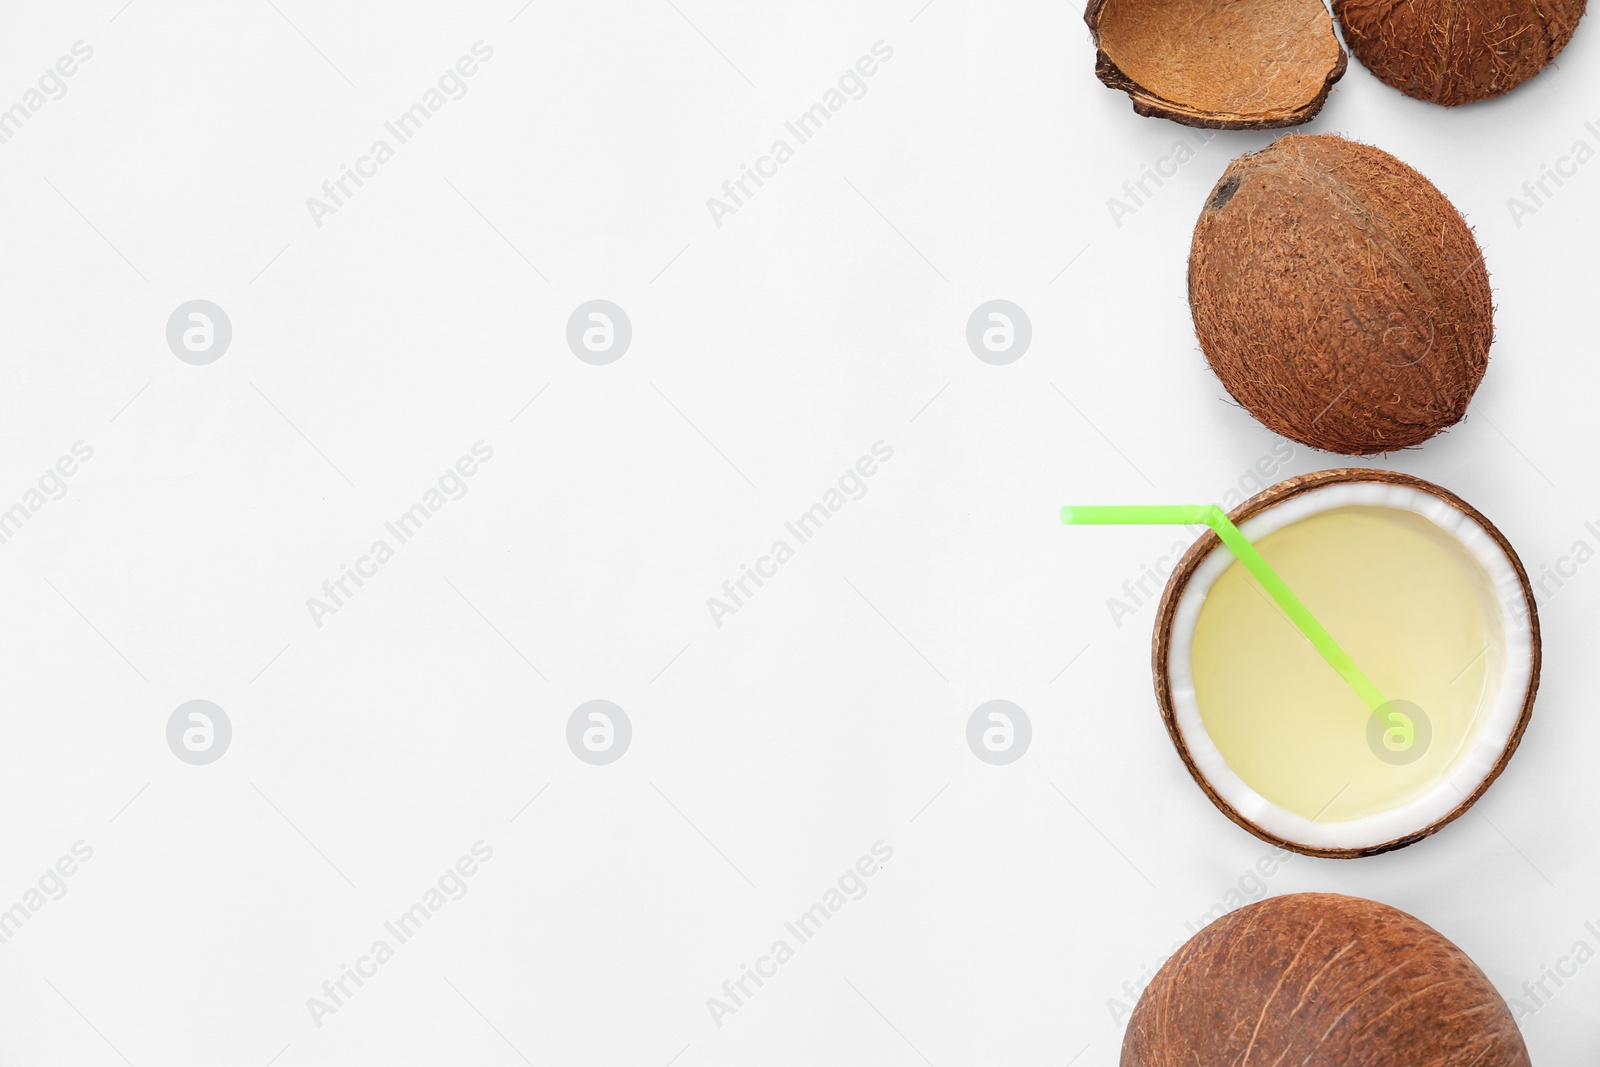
[
  {"left": 1335, "top": 0, "right": 1587, "bottom": 105},
  {"left": 1122, "top": 893, "right": 1530, "bottom": 1067},
  {"left": 1152, "top": 469, "right": 1540, "bottom": 859},
  {"left": 1190, "top": 134, "right": 1492, "bottom": 455},
  {"left": 1086, "top": 0, "right": 1348, "bottom": 129}
]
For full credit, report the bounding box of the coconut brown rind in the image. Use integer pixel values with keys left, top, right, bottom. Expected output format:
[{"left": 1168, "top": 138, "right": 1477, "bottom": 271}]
[
  {"left": 1190, "top": 134, "right": 1493, "bottom": 455},
  {"left": 1086, "top": 0, "right": 1348, "bottom": 129},
  {"left": 1151, "top": 469, "right": 1539, "bottom": 859},
  {"left": 1335, "top": 0, "right": 1587, "bottom": 106},
  {"left": 1121, "top": 893, "right": 1531, "bottom": 1067}
]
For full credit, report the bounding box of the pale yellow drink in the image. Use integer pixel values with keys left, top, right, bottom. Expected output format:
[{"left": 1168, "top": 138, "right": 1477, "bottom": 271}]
[{"left": 1191, "top": 506, "right": 1497, "bottom": 824}]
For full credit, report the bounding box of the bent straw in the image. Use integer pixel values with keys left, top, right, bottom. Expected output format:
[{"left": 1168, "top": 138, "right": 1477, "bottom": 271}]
[{"left": 1061, "top": 504, "right": 1389, "bottom": 715}]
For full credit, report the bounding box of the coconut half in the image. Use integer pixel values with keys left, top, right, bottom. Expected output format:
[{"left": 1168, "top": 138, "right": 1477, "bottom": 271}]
[
  {"left": 1154, "top": 469, "right": 1539, "bottom": 858},
  {"left": 1334, "top": 0, "right": 1588, "bottom": 106},
  {"left": 1086, "top": 0, "right": 1348, "bottom": 129}
]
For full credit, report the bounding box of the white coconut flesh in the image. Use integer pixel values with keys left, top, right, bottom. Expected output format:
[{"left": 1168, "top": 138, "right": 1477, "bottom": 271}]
[{"left": 1165, "top": 481, "right": 1534, "bottom": 853}]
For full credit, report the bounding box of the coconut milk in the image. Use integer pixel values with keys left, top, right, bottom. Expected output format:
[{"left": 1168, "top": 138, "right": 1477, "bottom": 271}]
[{"left": 1191, "top": 506, "right": 1500, "bottom": 824}]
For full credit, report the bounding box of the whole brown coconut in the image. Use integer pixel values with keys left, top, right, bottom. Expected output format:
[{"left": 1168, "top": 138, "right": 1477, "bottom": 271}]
[
  {"left": 1086, "top": 0, "right": 1347, "bottom": 128},
  {"left": 1335, "top": 0, "right": 1587, "bottom": 105},
  {"left": 1123, "top": 894, "right": 1530, "bottom": 1067},
  {"left": 1190, "top": 134, "right": 1493, "bottom": 454}
]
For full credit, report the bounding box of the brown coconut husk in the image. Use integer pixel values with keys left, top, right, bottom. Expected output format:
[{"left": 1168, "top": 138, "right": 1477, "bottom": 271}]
[
  {"left": 1190, "top": 134, "right": 1493, "bottom": 455},
  {"left": 1335, "top": 0, "right": 1588, "bottom": 105},
  {"left": 1151, "top": 469, "right": 1540, "bottom": 859},
  {"left": 1122, "top": 893, "right": 1531, "bottom": 1066},
  {"left": 1086, "top": 0, "right": 1348, "bottom": 129}
]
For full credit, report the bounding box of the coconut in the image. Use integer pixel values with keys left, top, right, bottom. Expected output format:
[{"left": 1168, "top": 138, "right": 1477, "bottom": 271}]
[
  {"left": 1153, "top": 469, "right": 1539, "bottom": 858},
  {"left": 1334, "top": 0, "right": 1587, "bottom": 105},
  {"left": 1122, "top": 893, "right": 1530, "bottom": 1066},
  {"left": 1085, "top": 0, "right": 1347, "bottom": 128},
  {"left": 1190, "top": 134, "right": 1493, "bottom": 455}
]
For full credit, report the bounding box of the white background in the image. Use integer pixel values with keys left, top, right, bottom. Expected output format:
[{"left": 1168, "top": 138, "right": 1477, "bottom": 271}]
[{"left": 1, "top": 1, "right": 1597, "bottom": 1063}]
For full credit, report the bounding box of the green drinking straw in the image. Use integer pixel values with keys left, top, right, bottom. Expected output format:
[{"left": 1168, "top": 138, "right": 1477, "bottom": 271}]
[{"left": 1061, "top": 504, "right": 1389, "bottom": 715}]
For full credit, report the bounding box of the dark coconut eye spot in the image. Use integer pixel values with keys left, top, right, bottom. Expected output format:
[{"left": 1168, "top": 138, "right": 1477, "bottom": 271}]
[{"left": 1210, "top": 176, "right": 1242, "bottom": 211}]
